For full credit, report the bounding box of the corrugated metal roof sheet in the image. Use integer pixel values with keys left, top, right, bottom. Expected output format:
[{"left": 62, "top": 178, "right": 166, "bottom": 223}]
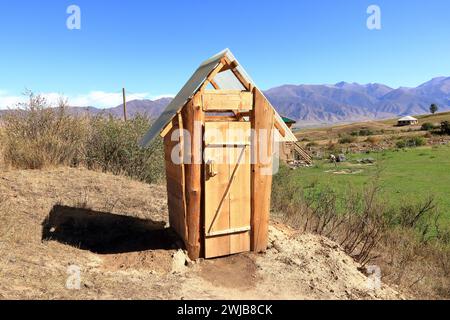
[{"left": 140, "top": 48, "right": 296, "bottom": 146}]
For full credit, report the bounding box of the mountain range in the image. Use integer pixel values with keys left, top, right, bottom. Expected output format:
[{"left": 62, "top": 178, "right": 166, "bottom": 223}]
[
  {"left": 2, "top": 77, "right": 449, "bottom": 125},
  {"left": 264, "top": 76, "right": 450, "bottom": 125}
]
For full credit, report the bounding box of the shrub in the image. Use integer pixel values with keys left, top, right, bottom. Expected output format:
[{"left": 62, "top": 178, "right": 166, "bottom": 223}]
[
  {"left": 441, "top": 121, "right": 450, "bottom": 135},
  {"left": 421, "top": 122, "right": 435, "bottom": 131},
  {"left": 84, "top": 115, "right": 165, "bottom": 184},
  {"left": 272, "top": 173, "right": 387, "bottom": 266},
  {"left": 0, "top": 92, "right": 165, "bottom": 184},
  {"left": 359, "top": 129, "right": 373, "bottom": 136},
  {"left": 338, "top": 135, "right": 357, "bottom": 144},
  {"left": 408, "top": 136, "right": 426, "bottom": 147},
  {"left": 272, "top": 168, "right": 450, "bottom": 298},
  {"left": 1, "top": 93, "right": 88, "bottom": 169},
  {"left": 306, "top": 141, "right": 318, "bottom": 148},
  {"left": 396, "top": 136, "right": 426, "bottom": 149},
  {"left": 366, "top": 136, "right": 380, "bottom": 144},
  {"left": 396, "top": 140, "right": 406, "bottom": 149}
]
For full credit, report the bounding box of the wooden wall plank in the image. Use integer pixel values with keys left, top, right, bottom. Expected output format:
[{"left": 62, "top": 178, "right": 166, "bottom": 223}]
[
  {"left": 202, "top": 90, "right": 253, "bottom": 111},
  {"left": 251, "top": 88, "right": 274, "bottom": 252},
  {"left": 181, "top": 94, "right": 204, "bottom": 260},
  {"left": 164, "top": 116, "right": 188, "bottom": 242}
]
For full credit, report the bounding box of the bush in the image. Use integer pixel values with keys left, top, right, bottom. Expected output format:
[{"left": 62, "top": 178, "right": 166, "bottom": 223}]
[
  {"left": 338, "top": 135, "right": 357, "bottom": 144},
  {"left": 1, "top": 93, "right": 88, "bottom": 169},
  {"left": 84, "top": 115, "right": 165, "bottom": 184},
  {"left": 272, "top": 168, "right": 450, "bottom": 298},
  {"left": 350, "top": 129, "right": 373, "bottom": 137},
  {"left": 359, "top": 129, "right": 374, "bottom": 136},
  {"left": 396, "top": 140, "right": 406, "bottom": 149},
  {"left": 272, "top": 171, "right": 387, "bottom": 266},
  {"left": 408, "top": 136, "right": 426, "bottom": 147},
  {"left": 306, "top": 141, "right": 318, "bottom": 148},
  {"left": 0, "top": 93, "right": 165, "bottom": 184},
  {"left": 441, "top": 121, "right": 450, "bottom": 135},
  {"left": 421, "top": 122, "right": 435, "bottom": 131},
  {"left": 396, "top": 136, "right": 426, "bottom": 149}
]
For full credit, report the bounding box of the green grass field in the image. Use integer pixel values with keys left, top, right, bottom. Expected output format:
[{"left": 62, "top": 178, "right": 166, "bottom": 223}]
[{"left": 278, "top": 144, "right": 450, "bottom": 225}]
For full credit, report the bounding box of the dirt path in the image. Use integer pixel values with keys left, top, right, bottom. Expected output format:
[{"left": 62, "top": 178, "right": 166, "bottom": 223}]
[{"left": 0, "top": 167, "right": 403, "bottom": 299}]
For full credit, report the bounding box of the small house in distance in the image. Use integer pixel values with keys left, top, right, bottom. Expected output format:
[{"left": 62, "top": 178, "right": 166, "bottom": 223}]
[
  {"left": 140, "top": 49, "right": 297, "bottom": 260},
  {"left": 397, "top": 116, "right": 418, "bottom": 126},
  {"left": 278, "top": 116, "right": 312, "bottom": 166}
]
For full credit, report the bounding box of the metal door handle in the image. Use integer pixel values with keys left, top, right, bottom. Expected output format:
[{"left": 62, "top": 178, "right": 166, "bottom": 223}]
[{"left": 206, "top": 160, "right": 218, "bottom": 177}]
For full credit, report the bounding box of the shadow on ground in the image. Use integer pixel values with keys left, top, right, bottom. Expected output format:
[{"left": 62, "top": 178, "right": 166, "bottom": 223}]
[{"left": 42, "top": 205, "right": 181, "bottom": 254}]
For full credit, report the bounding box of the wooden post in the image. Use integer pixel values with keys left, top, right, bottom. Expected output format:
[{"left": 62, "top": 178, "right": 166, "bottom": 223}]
[
  {"left": 182, "top": 93, "right": 204, "bottom": 259},
  {"left": 122, "top": 87, "right": 127, "bottom": 121},
  {"left": 251, "top": 88, "right": 274, "bottom": 252}
]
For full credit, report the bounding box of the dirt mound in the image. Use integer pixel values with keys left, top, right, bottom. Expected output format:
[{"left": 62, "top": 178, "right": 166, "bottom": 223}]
[
  {"left": 198, "top": 254, "right": 260, "bottom": 290},
  {"left": 0, "top": 167, "right": 403, "bottom": 299}
]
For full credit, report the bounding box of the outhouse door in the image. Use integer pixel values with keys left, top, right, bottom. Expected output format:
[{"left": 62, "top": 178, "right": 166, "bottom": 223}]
[{"left": 203, "top": 121, "right": 251, "bottom": 258}]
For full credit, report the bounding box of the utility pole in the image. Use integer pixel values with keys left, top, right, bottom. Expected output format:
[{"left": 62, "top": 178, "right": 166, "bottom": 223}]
[{"left": 122, "top": 87, "right": 127, "bottom": 121}]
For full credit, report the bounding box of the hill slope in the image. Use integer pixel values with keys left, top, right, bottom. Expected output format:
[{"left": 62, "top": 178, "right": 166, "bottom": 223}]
[{"left": 0, "top": 168, "right": 402, "bottom": 299}]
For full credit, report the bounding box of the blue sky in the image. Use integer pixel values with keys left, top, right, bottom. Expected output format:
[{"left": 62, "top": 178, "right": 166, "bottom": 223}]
[{"left": 0, "top": 0, "right": 449, "bottom": 108}]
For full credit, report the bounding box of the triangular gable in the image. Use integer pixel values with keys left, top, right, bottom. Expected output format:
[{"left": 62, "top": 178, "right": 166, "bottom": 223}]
[{"left": 140, "top": 49, "right": 296, "bottom": 147}]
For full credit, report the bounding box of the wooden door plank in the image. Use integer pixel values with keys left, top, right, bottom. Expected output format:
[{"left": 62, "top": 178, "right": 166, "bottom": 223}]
[
  {"left": 229, "top": 122, "right": 251, "bottom": 254},
  {"left": 204, "top": 122, "right": 230, "bottom": 258}
]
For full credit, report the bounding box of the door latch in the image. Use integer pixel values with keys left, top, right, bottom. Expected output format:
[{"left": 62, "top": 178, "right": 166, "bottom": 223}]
[{"left": 206, "top": 160, "right": 218, "bottom": 177}]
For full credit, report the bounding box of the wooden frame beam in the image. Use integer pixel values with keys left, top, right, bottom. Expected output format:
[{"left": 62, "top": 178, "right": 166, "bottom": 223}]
[
  {"left": 222, "top": 56, "right": 251, "bottom": 91},
  {"left": 200, "top": 61, "right": 225, "bottom": 92},
  {"left": 274, "top": 118, "right": 286, "bottom": 137},
  {"left": 219, "top": 59, "right": 238, "bottom": 72},
  {"left": 160, "top": 117, "right": 174, "bottom": 138},
  {"left": 210, "top": 79, "right": 220, "bottom": 90},
  {"left": 182, "top": 92, "right": 204, "bottom": 260}
]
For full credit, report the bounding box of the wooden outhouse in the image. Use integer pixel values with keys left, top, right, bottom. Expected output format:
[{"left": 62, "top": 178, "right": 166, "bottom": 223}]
[{"left": 141, "top": 49, "right": 297, "bottom": 259}]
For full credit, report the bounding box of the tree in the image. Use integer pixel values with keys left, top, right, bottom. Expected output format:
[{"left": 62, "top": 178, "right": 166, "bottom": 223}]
[{"left": 430, "top": 103, "right": 438, "bottom": 114}]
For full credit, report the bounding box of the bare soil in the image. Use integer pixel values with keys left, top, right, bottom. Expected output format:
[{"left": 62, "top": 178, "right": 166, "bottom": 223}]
[{"left": 0, "top": 167, "right": 404, "bottom": 299}]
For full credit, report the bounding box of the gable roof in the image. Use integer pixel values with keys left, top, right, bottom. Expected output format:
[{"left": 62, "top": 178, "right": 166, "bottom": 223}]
[
  {"left": 140, "top": 49, "right": 296, "bottom": 147},
  {"left": 398, "top": 116, "right": 418, "bottom": 121}
]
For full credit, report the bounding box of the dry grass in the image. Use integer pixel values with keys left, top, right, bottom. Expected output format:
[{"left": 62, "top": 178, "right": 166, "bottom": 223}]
[
  {"left": 272, "top": 164, "right": 450, "bottom": 299},
  {"left": 272, "top": 177, "right": 387, "bottom": 266},
  {"left": 0, "top": 93, "right": 165, "bottom": 184},
  {"left": 375, "top": 228, "right": 450, "bottom": 299},
  {"left": 0, "top": 168, "right": 403, "bottom": 300},
  {"left": 1, "top": 94, "right": 88, "bottom": 169}
]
